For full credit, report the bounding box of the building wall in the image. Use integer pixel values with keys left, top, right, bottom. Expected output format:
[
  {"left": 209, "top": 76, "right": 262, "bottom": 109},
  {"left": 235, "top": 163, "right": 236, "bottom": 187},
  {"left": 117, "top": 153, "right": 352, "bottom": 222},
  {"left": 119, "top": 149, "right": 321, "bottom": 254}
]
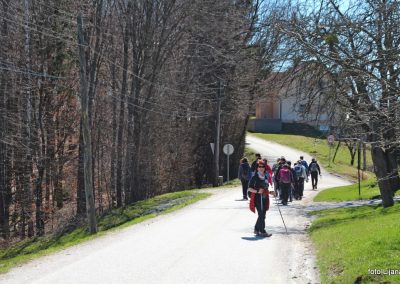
[
  {"left": 256, "top": 99, "right": 280, "bottom": 119},
  {"left": 255, "top": 69, "right": 338, "bottom": 131},
  {"left": 247, "top": 118, "right": 282, "bottom": 133}
]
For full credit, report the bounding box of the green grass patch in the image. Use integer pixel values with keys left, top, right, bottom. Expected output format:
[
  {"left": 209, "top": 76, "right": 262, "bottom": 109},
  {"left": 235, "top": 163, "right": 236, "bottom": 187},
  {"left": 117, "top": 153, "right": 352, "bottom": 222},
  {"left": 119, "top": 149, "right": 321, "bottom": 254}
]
[
  {"left": 244, "top": 146, "right": 256, "bottom": 161},
  {"left": 309, "top": 202, "right": 400, "bottom": 283},
  {"left": 250, "top": 132, "right": 373, "bottom": 181},
  {"left": 222, "top": 178, "right": 241, "bottom": 187},
  {"left": 0, "top": 190, "right": 210, "bottom": 274},
  {"left": 314, "top": 177, "right": 380, "bottom": 202}
]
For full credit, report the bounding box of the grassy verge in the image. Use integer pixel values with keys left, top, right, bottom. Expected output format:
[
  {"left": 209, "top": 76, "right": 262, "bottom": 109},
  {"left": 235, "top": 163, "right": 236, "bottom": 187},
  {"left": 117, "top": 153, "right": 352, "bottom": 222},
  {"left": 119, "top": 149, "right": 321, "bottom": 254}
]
[
  {"left": 0, "top": 190, "right": 210, "bottom": 274},
  {"left": 314, "top": 177, "right": 380, "bottom": 202},
  {"left": 250, "top": 132, "right": 373, "bottom": 181},
  {"left": 309, "top": 202, "right": 400, "bottom": 283}
]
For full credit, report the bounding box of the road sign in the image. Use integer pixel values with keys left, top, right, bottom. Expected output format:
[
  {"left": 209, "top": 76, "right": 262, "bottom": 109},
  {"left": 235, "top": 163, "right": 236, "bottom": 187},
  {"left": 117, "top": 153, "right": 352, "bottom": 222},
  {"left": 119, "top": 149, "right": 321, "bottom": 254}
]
[
  {"left": 327, "top": 135, "right": 335, "bottom": 144},
  {"left": 210, "top": 143, "right": 215, "bottom": 154},
  {"left": 223, "top": 144, "right": 234, "bottom": 182},
  {"left": 223, "top": 144, "right": 234, "bottom": 155}
]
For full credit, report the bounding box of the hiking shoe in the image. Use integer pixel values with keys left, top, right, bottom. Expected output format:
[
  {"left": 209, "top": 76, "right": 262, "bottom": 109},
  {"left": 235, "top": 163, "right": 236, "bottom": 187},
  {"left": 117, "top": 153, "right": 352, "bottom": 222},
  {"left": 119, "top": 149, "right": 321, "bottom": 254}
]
[{"left": 259, "top": 232, "right": 272, "bottom": 237}]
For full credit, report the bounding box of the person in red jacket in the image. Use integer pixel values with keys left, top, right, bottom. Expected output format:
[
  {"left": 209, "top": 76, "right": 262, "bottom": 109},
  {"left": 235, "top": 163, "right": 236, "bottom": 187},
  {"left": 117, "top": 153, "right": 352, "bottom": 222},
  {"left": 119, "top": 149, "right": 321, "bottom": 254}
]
[{"left": 248, "top": 160, "right": 275, "bottom": 237}]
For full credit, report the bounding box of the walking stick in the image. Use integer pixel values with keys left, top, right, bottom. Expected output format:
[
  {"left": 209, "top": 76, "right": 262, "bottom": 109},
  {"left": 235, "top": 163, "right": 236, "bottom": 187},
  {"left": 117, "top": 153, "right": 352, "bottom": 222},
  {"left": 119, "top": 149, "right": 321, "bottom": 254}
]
[{"left": 272, "top": 189, "right": 288, "bottom": 235}]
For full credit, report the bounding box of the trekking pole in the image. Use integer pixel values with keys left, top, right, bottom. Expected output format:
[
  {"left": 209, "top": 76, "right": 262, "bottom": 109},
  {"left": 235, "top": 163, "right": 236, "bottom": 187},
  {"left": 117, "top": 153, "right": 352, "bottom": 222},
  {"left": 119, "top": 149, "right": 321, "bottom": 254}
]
[{"left": 272, "top": 191, "right": 288, "bottom": 235}]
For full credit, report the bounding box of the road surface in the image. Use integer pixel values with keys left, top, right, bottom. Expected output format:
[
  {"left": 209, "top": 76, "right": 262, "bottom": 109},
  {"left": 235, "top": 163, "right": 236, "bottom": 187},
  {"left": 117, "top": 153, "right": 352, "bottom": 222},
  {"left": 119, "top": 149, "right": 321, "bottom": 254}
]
[{"left": 0, "top": 134, "right": 351, "bottom": 284}]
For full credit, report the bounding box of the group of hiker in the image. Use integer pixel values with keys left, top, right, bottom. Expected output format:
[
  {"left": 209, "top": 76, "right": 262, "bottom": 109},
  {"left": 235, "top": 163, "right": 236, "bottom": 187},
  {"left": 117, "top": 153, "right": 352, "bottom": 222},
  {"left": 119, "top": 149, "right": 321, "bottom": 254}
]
[{"left": 238, "top": 153, "right": 321, "bottom": 237}]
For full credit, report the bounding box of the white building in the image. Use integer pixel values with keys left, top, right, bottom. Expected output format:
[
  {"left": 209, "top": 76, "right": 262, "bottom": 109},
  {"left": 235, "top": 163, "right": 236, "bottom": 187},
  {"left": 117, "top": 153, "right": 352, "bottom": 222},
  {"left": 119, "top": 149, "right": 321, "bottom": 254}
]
[{"left": 248, "top": 67, "right": 336, "bottom": 133}]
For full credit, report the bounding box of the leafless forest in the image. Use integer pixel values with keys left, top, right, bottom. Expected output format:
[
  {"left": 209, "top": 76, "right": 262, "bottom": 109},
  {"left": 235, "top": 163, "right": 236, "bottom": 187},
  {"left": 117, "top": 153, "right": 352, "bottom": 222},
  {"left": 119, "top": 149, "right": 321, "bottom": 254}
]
[{"left": 0, "top": 0, "right": 284, "bottom": 242}]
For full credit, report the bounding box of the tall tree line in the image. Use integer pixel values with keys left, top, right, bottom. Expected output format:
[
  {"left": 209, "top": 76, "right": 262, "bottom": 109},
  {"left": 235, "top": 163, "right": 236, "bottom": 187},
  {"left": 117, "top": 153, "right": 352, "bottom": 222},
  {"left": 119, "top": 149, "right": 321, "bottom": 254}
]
[{"left": 0, "top": 0, "right": 272, "bottom": 242}]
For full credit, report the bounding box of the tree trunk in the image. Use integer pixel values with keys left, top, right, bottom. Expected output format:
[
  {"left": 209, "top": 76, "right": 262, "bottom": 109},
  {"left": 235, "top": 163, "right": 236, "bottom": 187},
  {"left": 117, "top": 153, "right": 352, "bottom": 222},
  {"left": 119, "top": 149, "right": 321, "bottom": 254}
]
[
  {"left": 76, "top": 123, "right": 86, "bottom": 215},
  {"left": 77, "top": 13, "right": 97, "bottom": 234},
  {"left": 109, "top": 41, "right": 118, "bottom": 208},
  {"left": 35, "top": 166, "right": 45, "bottom": 236},
  {"left": 116, "top": 24, "right": 130, "bottom": 208},
  {"left": 0, "top": 0, "right": 11, "bottom": 240},
  {"left": 371, "top": 146, "right": 394, "bottom": 207},
  {"left": 387, "top": 148, "right": 400, "bottom": 193},
  {"left": 362, "top": 142, "right": 367, "bottom": 171},
  {"left": 21, "top": 0, "right": 33, "bottom": 239}
]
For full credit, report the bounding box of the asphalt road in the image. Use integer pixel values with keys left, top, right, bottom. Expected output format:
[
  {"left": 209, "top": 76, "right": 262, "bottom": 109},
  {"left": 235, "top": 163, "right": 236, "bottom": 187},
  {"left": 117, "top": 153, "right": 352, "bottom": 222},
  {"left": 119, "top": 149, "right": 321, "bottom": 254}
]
[{"left": 0, "top": 135, "right": 351, "bottom": 284}]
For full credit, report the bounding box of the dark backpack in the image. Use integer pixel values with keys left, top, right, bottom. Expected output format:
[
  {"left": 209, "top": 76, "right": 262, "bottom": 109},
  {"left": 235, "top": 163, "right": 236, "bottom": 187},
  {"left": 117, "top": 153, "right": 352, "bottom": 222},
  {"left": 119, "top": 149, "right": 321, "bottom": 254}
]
[
  {"left": 279, "top": 168, "right": 292, "bottom": 184},
  {"left": 300, "top": 160, "right": 308, "bottom": 171},
  {"left": 293, "top": 165, "right": 303, "bottom": 180},
  {"left": 310, "top": 163, "right": 318, "bottom": 172}
]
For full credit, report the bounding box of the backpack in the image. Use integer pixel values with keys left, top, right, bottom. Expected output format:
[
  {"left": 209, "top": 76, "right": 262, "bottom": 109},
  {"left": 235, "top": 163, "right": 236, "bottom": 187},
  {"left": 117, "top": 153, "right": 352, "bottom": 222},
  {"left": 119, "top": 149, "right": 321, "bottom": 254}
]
[
  {"left": 293, "top": 165, "right": 303, "bottom": 180},
  {"left": 300, "top": 160, "right": 308, "bottom": 170},
  {"left": 279, "top": 168, "right": 292, "bottom": 184},
  {"left": 310, "top": 163, "right": 318, "bottom": 172}
]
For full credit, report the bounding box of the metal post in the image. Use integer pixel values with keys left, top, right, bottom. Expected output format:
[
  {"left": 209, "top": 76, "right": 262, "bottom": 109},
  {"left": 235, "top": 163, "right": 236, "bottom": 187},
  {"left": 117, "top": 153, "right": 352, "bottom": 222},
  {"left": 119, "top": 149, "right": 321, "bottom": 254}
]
[{"left": 227, "top": 154, "right": 230, "bottom": 182}]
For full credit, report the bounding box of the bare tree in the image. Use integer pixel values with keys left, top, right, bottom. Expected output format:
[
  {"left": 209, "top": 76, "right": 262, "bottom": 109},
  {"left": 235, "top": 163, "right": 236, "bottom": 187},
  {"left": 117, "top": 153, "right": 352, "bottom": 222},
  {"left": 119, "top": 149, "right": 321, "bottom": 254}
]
[{"left": 275, "top": 0, "right": 400, "bottom": 207}]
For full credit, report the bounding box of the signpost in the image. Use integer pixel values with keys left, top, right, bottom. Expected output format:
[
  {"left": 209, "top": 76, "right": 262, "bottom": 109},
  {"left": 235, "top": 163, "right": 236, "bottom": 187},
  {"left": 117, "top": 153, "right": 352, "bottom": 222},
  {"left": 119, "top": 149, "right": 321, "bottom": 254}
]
[{"left": 223, "top": 144, "right": 234, "bottom": 182}]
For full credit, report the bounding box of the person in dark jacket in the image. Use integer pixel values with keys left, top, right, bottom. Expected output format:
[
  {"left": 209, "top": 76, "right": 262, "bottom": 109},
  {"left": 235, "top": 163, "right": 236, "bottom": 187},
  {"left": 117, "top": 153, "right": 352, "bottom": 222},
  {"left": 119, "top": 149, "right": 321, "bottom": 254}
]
[
  {"left": 277, "top": 163, "right": 294, "bottom": 205},
  {"left": 293, "top": 161, "right": 308, "bottom": 200},
  {"left": 238, "top": 157, "right": 251, "bottom": 200},
  {"left": 274, "top": 157, "right": 286, "bottom": 199},
  {"left": 287, "top": 161, "right": 296, "bottom": 202},
  {"left": 250, "top": 153, "right": 262, "bottom": 174},
  {"left": 248, "top": 160, "right": 274, "bottom": 237},
  {"left": 309, "top": 158, "right": 321, "bottom": 190},
  {"left": 299, "top": 155, "right": 309, "bottom": 176}
]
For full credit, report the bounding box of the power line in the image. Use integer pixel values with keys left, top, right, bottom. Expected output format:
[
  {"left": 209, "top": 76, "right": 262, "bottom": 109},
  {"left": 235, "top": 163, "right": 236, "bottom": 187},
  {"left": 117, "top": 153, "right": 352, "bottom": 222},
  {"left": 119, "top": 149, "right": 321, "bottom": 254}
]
[
  {"left": 0, "top": 12, "right": 222, "bottom": 102},
  {"left": 0, "top": 61, "right": 66, "bottom": 80},
  {"left": 0, "top": 4, "right": 245, "bottom": 118},
  {"left": 0, "top": 14, "right": 86, "bottom": 48},
  {"left": 3, "top": 4, "right": 233, "bottom": 100}
]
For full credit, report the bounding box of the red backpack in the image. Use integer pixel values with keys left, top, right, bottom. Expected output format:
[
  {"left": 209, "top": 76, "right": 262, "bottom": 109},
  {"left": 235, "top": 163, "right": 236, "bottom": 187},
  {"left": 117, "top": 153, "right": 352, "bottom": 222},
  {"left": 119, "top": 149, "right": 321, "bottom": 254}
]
[{"left": 279, "top": 168, "right": 292, "bottom": 184}]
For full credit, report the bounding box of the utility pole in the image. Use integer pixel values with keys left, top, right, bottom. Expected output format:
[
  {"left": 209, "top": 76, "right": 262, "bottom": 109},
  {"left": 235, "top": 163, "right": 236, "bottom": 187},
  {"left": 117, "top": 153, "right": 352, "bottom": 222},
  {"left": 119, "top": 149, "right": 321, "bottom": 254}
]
[
  {"left": 77, "top": 13, "right": 97, "bottom": 234},
  {"left": 213, "top": 80, "right": 222, "bottom": 187}
]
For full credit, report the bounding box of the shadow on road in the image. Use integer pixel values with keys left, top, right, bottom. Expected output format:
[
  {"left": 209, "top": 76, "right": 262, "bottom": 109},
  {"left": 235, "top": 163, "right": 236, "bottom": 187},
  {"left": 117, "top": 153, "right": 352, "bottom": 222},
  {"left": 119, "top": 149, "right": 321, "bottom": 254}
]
[{"left": 241, "top": 236, "right": 269, "bottom": 241}]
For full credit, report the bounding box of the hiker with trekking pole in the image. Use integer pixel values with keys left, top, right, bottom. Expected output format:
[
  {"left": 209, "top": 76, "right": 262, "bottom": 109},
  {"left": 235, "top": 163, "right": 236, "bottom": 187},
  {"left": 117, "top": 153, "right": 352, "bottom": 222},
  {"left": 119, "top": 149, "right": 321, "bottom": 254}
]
[{"left": 247, "top": 160, "right": 274, "bottom": 237}]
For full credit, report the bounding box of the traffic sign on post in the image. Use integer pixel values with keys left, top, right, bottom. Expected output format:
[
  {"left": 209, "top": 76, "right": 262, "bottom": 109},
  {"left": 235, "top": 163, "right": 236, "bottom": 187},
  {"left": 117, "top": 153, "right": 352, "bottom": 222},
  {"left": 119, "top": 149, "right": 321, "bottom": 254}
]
[
  {"left": 223, "top": 144, "right": 234, "bottom": 181},
  {"left": 223, "top": 144, "right": 234, "bottom": 155}
]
